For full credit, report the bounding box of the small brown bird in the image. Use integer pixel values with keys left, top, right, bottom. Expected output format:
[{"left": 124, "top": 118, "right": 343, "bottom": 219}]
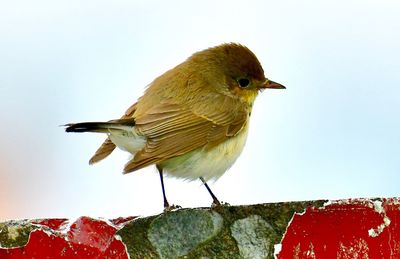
[{"left": 65, "top": 43, "right": 285, "bottom": 210}]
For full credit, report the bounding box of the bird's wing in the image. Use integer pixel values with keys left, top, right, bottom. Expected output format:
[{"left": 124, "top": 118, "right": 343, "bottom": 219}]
[
  {"left": 123, "top": 102, "right": 247, "bottom": 173},
  {"left": 89, "top": 102, "right": 138, "bottom": 164}
]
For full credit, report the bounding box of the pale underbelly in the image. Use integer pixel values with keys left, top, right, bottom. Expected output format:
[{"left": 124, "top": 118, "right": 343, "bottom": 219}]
[
  {"left": 159, "top": 124, "right": 249, "bottom": 181},
  {"left": 108, "top": 123, "right": 249, "bottom": 181}
]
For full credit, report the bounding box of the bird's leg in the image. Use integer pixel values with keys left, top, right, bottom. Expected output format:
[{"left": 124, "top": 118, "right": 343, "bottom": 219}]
[
  {"left": 157, "top": 166, "right": 169, "bottom": 209},
  {"left": 200, "top": 177, "right": 221, "bottom": 207},
  {"left": 157, "top": 165, "right": 180, "bottom": 212}
]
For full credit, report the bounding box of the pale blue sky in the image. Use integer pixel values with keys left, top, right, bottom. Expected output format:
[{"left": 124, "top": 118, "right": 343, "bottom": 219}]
[{"left": 1, "top": 0, "right": 399, "bottom": 220}]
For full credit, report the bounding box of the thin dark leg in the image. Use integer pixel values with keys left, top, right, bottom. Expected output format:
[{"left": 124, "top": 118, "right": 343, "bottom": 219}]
[
  {"left": 200, "top": 177, "right": 221, "bottom": 206},
  {"left": 156, "top": 165, "right": 170, "bottom": 209}
]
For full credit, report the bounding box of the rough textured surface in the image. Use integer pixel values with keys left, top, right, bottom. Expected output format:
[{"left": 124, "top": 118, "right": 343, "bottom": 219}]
[
  {"left": 1, "top": 198, "right": 399, "bottom": 258},
  {"left": 0, "top": 220, "right": 37, "bottom": 248},
  {"left": 118, "top": 200, "right": 324, "bottom": 258},
  {"left": 278, "top": 198, "right": 400, "bottom": 258},
  {"left": 231, "top": 215, "right": 277, "bottom": 259},
  {"left": 148, "top": 209, "right": 223, "bottom": 258},
  {"left": 0, "top": 217, "right": 133, "bottom": 258}
]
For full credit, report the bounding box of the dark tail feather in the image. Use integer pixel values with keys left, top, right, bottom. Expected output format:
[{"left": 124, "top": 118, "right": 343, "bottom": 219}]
[
  {"left": 65, "top": 118, "right": 135, "bottom": 133},
  {"left": 65, "top": 122, "right": 111, "bottom": 133}
]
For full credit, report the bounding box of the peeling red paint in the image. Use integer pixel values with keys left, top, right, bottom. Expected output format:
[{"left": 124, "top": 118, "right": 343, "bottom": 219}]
[
  {"left": 0, "top": 217, "right": 131, "bottom": 259},
  {"left": 383, "top": 198, "right": 400, "bottom": 256},
  {"left": 32, "top": 218, "right": 68, "bottom": 230},
  {"left": 68, "top": 217, "right": 117, "bottom": 252},
  {"left": 278, "top": 199, "right": 400, "bottom": 258},
  {"left": 110, "top": 216, "right": 137, "bottom": 226}
]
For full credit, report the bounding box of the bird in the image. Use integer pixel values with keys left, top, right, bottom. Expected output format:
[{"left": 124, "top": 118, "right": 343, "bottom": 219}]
[{"left": 65, "top": 43, "right": 285, "bottom": 210}]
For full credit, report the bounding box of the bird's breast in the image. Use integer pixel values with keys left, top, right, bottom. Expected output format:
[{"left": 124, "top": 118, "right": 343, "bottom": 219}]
[{"left": 160, "top": 123, "right": 249, "bottom": 181}]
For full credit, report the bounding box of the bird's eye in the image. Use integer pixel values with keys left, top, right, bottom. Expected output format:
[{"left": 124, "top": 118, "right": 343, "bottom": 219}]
[{"left": 237, "top": 78, "right": 250, "bottom": 88}]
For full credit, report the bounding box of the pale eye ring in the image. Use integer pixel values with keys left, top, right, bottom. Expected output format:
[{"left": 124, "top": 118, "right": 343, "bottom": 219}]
[{"left": 237, "top": 78, "right": 250, "bottom": 88}]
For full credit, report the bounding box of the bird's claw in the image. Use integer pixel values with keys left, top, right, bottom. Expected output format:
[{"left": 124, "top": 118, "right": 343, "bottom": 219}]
[
  {"left": 211, "top": 200, "right": 230, "bottom": 208},
  {"left": 163, "top": 204, "right": 182, "bottom": 212}
]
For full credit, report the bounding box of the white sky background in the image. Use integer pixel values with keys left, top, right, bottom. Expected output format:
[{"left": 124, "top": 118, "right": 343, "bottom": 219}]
[{"left": 0, "top": 0, "right": 399, "bottom": 220}]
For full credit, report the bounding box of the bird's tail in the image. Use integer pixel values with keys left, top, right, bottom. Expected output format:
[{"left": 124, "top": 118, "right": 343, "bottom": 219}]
[{"left": 65, "top": 118, "right": 136, "bottom": 133}]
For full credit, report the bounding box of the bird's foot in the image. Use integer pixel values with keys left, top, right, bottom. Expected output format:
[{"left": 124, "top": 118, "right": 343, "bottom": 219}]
[
  {"left": 211, "top": 199, "right": 230, "bottom": 208},
  {"left": 163, "top": 204, "right": 182, "bottom": 212}
]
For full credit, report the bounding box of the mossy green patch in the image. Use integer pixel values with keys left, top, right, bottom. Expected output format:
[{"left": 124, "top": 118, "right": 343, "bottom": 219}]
[{"left": 0, "top": 220, "right": 36, "bottom": 248}]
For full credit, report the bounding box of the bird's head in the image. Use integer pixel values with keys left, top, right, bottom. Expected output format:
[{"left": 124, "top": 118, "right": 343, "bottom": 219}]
[{"left": 189, "top": 43, "right": 285, "bottom": 105}]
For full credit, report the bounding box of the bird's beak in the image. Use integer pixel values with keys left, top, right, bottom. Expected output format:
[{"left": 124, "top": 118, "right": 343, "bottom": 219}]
[{"left": 262, "top": 80, "right": 286, "bottom": 89}]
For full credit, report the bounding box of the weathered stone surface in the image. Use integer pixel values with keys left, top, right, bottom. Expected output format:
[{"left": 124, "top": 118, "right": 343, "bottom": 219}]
[
  {"left": 0, "top": 219, "right": 37, "bottom": 248},
  {"left": 148, "top": 209, "right": 223, "bottom": 258},
  {"left": 2, "top": 198, "right": 399, "bottom": 258},
  {"left": 231, "top": 215, "right": 278, "bottom": 259},
  {"left": 118, "top": 200, "right": 324, "bottom": 258}
]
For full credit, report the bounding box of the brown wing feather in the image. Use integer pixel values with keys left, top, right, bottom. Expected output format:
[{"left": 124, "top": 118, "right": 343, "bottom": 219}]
[
  {"left": 89, "top": 102, "right": 138, "bottom": 164},
  {"left": 89, "top": 138, "right": 115, "bottom": 164},
  {"left": 123, "top": 102, "right": 247, "bottom": 173}
]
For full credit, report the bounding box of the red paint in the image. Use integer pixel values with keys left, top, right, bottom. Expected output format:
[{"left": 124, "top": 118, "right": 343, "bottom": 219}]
[
  {"left": 110, "top": 216, "right": 137, "bottom": 226},
  {"left": 68, "top": 217, "right": 117, "bottom": 252},
  {"left": 383, "top": 198, "right": 400, "bottom": 256},
  {"left": 278, "top": 199, "right": 400, "bottom": 258},
  {"left": 32, "top": 218, "right": 68, "bottom": 230},
  {"left": 0, "top": 217, "right": 129, "bottom": 259}
]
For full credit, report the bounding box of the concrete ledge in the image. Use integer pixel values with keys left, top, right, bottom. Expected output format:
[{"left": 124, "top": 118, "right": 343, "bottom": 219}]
[{"left": 0, "top": 198, "right": 398, "bottom": 258}]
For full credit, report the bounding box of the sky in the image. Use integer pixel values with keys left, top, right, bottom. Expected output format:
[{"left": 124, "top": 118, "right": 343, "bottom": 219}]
[{"left": 1, "top": 0, "right": 399, "bottom": 220}]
